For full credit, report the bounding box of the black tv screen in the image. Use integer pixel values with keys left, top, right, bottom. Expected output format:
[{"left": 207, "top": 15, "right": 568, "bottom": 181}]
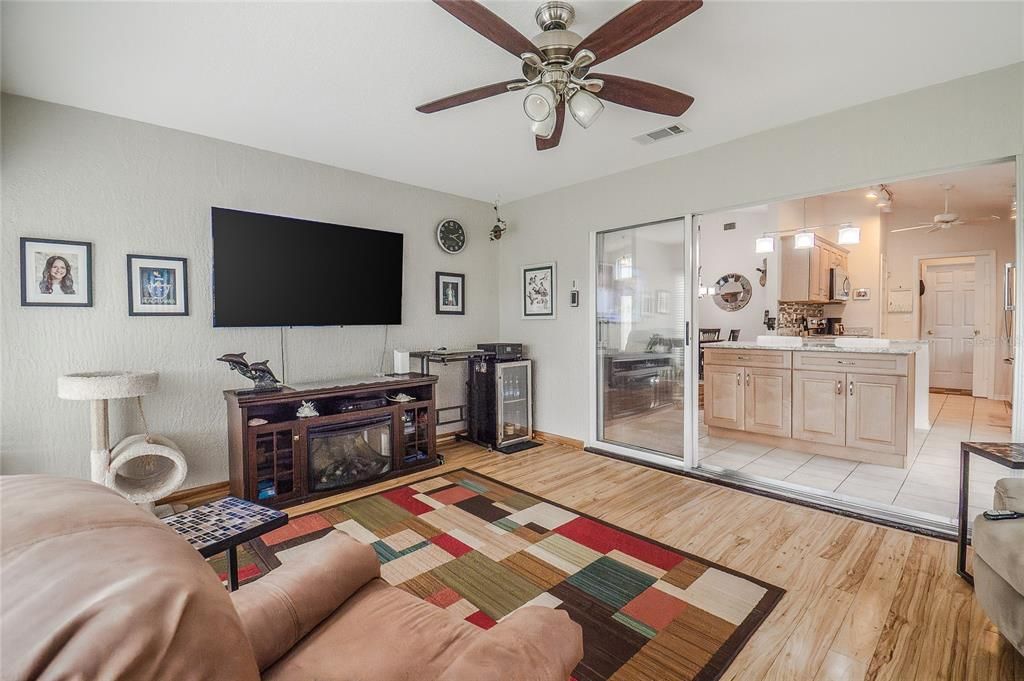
[{"left": 211, "top": 207, "right": 403, "bottom": 327}]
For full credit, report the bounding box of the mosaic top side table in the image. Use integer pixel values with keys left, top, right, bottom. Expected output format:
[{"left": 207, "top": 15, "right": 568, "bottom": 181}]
[{"left": 163, "top": 496, "right": 288, "bottom": 590}]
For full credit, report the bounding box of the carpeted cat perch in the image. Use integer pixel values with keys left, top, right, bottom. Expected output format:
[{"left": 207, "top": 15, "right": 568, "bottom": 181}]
[{"left": 58, "top": 371, "right": 187, "bottom": 513}]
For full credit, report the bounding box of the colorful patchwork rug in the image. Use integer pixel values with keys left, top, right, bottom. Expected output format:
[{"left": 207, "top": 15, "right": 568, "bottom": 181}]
[{"left": 211, "top": 469, "right": 784, "bottom": 681}]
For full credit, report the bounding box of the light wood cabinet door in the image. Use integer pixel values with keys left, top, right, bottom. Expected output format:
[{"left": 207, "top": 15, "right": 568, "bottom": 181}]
[
  {"left": 703, "top": 365, "right": 744, "bottom": 430},
  {"left": 743, "top": 367, "right": 792, "bottom": 437},
  {"left": 792, "top": 370, "right": 846, "bottom": 446},
  {"left": 846, "top": 373, "right": 908, "bottom": 454}
]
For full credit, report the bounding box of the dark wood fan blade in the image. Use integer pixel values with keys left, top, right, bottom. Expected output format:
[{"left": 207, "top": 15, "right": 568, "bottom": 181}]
[
  {"left": 416, "top": 79, "right": 526, "bottom": 113},
  {"left": 434, "top": 0, "right": 537, "bottom": 57},
  {"left": 591, "top": 73, "right": 693, "bottom": 116},
  {"left": 574, "top": 0, "right": 703, "bottom": 66},
  {"left": 536, "top": 100, "right": 565, "bottom": 151}
]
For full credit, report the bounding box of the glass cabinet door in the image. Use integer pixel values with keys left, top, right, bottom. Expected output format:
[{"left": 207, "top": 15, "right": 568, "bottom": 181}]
[{"left": 497, "top": 361, "right": 532, "bottom": 446}]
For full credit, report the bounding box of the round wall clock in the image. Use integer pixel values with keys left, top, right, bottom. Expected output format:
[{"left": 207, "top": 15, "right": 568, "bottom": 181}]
[{"left": 436, "top": 219, "right": 466, "bottom": 254}]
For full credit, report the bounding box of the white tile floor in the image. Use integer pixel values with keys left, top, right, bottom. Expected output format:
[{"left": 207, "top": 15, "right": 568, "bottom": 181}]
[{"left": 698, "top": 393, "right": 1017, "bottom": 523}]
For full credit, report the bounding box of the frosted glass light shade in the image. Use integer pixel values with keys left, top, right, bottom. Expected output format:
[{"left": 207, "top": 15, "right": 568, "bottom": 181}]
[
  {"left": 755, "top": 236, "right": 775, "bottom": 253},
  {"left": 794, "top": 232, "right": 815, "bottom": 249},
  {"left": 523, "top": 84, "right": 557, "bottom": 122},
  {"left": 837, "top": 223, "right": 861, "bottom": 245},
  {"left": 531, "top": 113, "right": 557, "bottom": 139},
  {"left": 568, "top": 90, "right": 604, "bottom": 128}
]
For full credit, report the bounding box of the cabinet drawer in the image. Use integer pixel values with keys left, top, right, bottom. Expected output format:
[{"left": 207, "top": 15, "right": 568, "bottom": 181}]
[
  {"left": 794, "top": 352, "right": 907, "bottom": 376},
  {"left": 704, "top": 349, "right": 792, "bottom": 369}
]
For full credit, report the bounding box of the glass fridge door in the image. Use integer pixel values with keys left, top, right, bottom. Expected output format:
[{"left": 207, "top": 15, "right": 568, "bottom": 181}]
[{"left": 496, "top": 361, "right": 532, "bottom": 446}]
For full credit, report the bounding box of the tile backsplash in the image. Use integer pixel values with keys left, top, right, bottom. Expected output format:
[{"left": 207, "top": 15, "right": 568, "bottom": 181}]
[{"left": 777, "top": 302, "right": 825, "bottom": 333}]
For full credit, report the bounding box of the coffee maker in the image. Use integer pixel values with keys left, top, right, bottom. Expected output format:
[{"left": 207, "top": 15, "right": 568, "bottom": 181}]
[{"left": 826, "top": 318, "right": 845, "bottom": 336}]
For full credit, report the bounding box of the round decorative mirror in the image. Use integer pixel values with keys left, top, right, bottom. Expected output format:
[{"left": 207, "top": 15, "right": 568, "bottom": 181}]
[{"left": 713, "top": 273, "right": 752, "bottom": 311}]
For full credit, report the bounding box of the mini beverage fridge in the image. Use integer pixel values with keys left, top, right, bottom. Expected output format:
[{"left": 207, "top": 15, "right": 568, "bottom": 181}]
[{"left": 467, "top": 357, "right": 533, "bottom": 449}]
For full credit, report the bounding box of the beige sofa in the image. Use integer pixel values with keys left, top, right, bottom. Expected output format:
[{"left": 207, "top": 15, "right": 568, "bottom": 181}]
[
  {"left": 0, "top": 475, "right": 583, "bottom": 680},
  {"left": 973, "top": 477, "right": 1024, "bottom": 655}
]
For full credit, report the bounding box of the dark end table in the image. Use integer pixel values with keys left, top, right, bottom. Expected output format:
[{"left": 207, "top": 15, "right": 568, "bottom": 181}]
[
  {"left": 957, "top": 442, "right": 1024, "bottom": 585},
  {"left": 163, "top": 496, "right": 288, "bottom": 590}
]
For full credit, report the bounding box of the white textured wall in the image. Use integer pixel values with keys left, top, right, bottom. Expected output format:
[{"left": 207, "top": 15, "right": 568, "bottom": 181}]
[
  {"left": 698, "top": 208, "right": 780, "bottom": 342},
  {"left": 1, "top": 94, "right": 497, "bottom": 486},
  {"left": 498, "top": 64, "right": 1024, "bottom": 443}
]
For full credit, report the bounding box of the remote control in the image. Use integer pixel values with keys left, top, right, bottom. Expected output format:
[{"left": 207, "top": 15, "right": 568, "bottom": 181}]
[{"left": 982, "top": 509, "right": 1024, "bottom": 521}]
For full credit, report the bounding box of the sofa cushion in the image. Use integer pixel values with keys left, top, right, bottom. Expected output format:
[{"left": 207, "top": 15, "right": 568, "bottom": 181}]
[
  {"left": 231, "top": 531, "right": 381, "bottom": 671},
  {"left": 0, "top": 475, "right": 260, "bottom": 681},
  {"left": 975, "top": 557, "right": 1024, "bottom": 654},
  {"left": 262, "top": 578, "right": 483, "bottom": 681},
  {"left": 972, "top": 512, "right": 1024, "bottom": 596},
  {"left": 994, "top": 477, "right": 1024, "bottom": 512}
]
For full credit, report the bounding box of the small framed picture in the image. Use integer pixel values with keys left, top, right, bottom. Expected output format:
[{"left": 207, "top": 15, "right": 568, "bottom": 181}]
[
  {"left": 435, "top": 272, "right": 465, "bottom": 315},
  {"left": 127, "top": 254, "right": 189, "bottom": 316},
  {"left": 853, "top": 288, "right": 871, "bottom": 301},
  {"left": 522, "top": 262, "right": 556, "bottom": 319},
  {"left": 20, "top": 237, "right": 93, "bottom": 307}
]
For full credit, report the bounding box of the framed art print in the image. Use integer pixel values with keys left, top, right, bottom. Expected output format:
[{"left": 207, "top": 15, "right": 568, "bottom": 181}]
[
  {"left": 853, "top": 288, "right": 871, "bottom": 301},
  {"left": 435, "top": 271, "right": 465, "bottom": 315},
  {"left": 522, "top": 262, "right": 556, "bottom": 319},
  {"left": 127, "top": 254, "right": 189, "bottom": 316},
  {"left": 20, "top": 237, "right": 93, "bottom": 307}
]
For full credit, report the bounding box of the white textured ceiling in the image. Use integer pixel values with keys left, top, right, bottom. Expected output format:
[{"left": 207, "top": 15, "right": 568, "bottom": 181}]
[{"left": 3, "top": 1, "right": 1022, "bottom": 202}]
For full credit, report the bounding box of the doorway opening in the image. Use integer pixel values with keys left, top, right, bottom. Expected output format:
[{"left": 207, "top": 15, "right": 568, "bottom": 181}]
[{"left": 693, "top": 159, "right": 1018, "bottom": 531}]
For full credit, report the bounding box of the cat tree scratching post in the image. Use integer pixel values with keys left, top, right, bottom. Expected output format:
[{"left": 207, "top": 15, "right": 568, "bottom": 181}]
[{"left": 58, "top": 371, "right": 187, "bottom": 513}]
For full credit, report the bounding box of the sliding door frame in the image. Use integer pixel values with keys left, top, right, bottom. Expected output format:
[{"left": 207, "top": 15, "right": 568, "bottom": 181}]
[{"left": 587, "top": 214, "right": 700, "bottom": 469}]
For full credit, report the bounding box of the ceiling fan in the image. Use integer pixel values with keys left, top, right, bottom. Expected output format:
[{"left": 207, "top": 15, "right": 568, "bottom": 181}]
[
  {"left": 416, "top": 0, "right": 701, "bottom": 151},
  {"left": 890, "top": 184, "right": 1001, "bottom": 234}
]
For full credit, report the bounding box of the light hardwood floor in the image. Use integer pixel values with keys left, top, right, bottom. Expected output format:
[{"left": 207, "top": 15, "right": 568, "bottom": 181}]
[{"left": 290, "top": 438, "right": 1023, "bottom": 681}]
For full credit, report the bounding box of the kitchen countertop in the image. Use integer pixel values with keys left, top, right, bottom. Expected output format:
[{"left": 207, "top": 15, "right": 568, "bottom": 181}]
[{"left": 706, "top": 340, "right": 928, "bottom": 355}]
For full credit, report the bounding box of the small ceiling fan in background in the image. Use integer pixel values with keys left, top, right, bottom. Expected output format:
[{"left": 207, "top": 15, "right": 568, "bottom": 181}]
[
  {"left": 417, "top": 0, "right": 702, "bottom": 150},
  {"left": 890, "top": 184, "right": 1001, "bottom": 234}
]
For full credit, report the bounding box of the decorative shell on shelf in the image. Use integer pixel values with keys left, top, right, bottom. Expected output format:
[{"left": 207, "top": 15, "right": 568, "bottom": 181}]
[
  {"left": 296, "top": 401, "right": 319, "bottom": 419},
  {"left": 247, "top": 417, "right": 269, "bottom": 426}
]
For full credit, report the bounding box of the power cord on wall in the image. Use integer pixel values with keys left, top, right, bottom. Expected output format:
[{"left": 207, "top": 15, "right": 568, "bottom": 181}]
[
  {"left": 280, "top": 327, "right": 287, "bottom": 383},
  {"left": 377, "top": 325, "right": 390, "bottom": 376}
]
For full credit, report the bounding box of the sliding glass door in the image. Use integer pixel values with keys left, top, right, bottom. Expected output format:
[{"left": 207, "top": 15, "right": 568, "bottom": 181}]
[{"left": 593, "top": 217, "right": 697, "bottom": 463}]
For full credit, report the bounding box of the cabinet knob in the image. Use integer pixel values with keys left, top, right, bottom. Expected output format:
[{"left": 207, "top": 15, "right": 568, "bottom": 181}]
[{"left": 293, "top": 435, "right": 300, "bottom": 442}]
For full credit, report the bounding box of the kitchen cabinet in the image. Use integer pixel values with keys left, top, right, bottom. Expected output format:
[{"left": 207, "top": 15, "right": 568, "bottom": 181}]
[
  {"left": 744, "top": 367, "right": 792, "bottom": 437},
  {"left": 704, "top": 348, "right": 916, "bottom": 467},
  {"left": 703, "top": 358, "right": 790, "bottom": 437},
  {"left": 780, "top": 235, "right": 849, "bottom": 303},
  {"left": 846, "top": 373, "right": 907, "bottom": 454},
  {"left": 792, "top": 370, "right": 846, "bottom": 446},
  {"left": 704, "top": 364, "right": 744, "bottom": 430}
]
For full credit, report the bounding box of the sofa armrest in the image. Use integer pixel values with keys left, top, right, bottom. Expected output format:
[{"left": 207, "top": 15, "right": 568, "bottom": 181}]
[
  {"left": 439, "top": 606, "right": 583, "bottom": 681},
  {"left": 994, "top": 478, "right": 1024, "bottom": 512},
  {"left": 230, "top": 530, "right": 380, "bottom": 671}
]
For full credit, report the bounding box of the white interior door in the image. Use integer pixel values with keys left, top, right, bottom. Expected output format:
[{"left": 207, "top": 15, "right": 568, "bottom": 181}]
[{"left": 923, "top": 261, "right": 976, "bottom": 390}]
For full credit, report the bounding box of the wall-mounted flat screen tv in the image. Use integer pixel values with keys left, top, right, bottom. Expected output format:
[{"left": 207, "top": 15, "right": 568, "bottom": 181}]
[{"left": 212, "top": 207, "right": 403, "bottom": 327}]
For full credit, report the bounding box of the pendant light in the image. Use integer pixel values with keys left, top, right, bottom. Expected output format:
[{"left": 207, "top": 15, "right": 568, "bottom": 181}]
[
  {"left": 755, "top": 236, "right": 775, "bottom": 253},
  {"left": 837, "top": 222, "right": 861, "bottom": 245},
  {"left": 793, "top": 200, "right": 813, "bottom": 249}
]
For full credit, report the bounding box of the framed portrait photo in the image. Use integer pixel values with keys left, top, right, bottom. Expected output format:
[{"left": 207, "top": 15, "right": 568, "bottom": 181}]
[
  {"left": 127, "top": 254, "right": 189, "bottom": 316},
  {"left": 435, "top": 272, "right": 465, "bottom": 315},
  {"left": 522, "top": 262, "right": 556, "bottom": 319},
  {"left": 20, "top": 237, "right": 93, "bottom": 307},
  {"left": 853, "top": 288, "right": 871, "bottom": 301}
]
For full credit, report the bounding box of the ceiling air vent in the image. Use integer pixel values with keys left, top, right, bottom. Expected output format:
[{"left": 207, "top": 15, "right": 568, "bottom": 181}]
[{"left": 632, "top": 124, "right": 690, "bottom": 145}]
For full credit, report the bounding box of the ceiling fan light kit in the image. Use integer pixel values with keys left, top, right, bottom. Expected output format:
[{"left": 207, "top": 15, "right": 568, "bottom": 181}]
[
  {"left": 568, "top": 89, "right": 604, "bottom": 128},
  {"left": 420, "top": 0, "right": 702, "bottom": 150}
]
